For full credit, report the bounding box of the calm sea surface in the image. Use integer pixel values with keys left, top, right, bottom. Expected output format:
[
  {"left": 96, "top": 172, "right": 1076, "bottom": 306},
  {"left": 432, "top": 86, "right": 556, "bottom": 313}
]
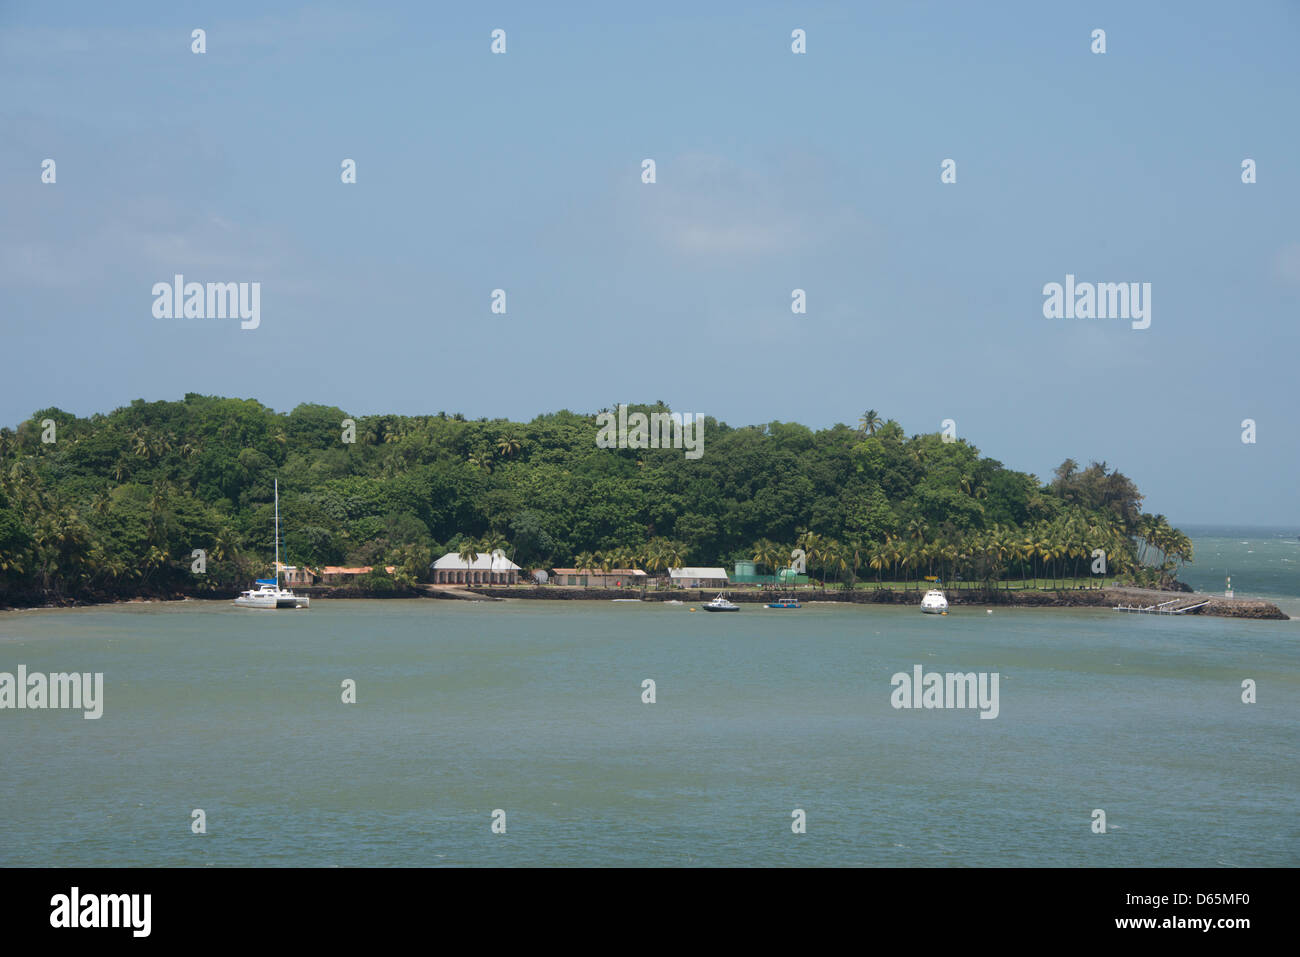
[{"left": 1, "top": 532, "right": 1296, "bottom": 867}]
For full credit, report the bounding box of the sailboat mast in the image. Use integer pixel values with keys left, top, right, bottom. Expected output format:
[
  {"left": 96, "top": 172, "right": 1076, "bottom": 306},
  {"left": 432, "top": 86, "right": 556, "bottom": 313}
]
[{"left": 274, "top": 478, "right": 280, "bottom": 588}]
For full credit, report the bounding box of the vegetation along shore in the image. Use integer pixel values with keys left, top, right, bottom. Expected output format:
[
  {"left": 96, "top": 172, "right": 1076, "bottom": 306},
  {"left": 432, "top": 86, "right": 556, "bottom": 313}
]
[{"left": 1, "top": 395, "right": 1279, "bottom": 619}]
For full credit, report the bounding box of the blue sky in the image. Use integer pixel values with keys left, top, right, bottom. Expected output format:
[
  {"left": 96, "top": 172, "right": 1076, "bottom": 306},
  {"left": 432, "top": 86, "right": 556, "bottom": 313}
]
[{"left": 2, "top": 1, "right": 1298, "bottom": 525}]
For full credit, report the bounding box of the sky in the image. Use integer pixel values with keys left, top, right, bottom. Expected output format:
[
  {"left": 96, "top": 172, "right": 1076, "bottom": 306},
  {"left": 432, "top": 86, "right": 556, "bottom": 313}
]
[{"left": 2, "top": 1, "right": 1298, "bottom": 526}]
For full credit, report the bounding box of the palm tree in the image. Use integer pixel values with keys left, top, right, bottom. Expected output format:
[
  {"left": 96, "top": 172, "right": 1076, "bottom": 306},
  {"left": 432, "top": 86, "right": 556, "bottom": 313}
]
[
  {"left": 660, "top": 539, "right": 687, "bottom": 571},
  {"left": 1041, "top": 535, "right": 1061, "bottom": 590},
  {"left": 150, "top": 432, "right": 174, "bottom": 459},
  {"left": 495, "top": 433, "right": 522, "bottom": 458},
  {"left": 457, "top": 539, "right": 480, "bottom": 584},
  {"left": 901, "top": 541, "right": 922, "bottom": 590},
  {"left": 867, "top": 543, "right": 887, "bottom": 586},
  {"left": 796, "top": 530, "right": 824, "bottom": 583},
  {"left": 858, "top": 410, "right": 883, "bottom": 436},
  {"left": 467, "top": 452, "right": 492, "bottom": 473},
  {"left": 639, "top": 544, "right": 664, "bottom": 579},
  {"left": 907, "top": 519, "right": 929, "bottom": 547},
  {"left": 844, "top": 539, "right": 865, "bottom": 589},
  {"left": 131, "top": 430, "right": 151, "bottom": 459},
  {"left": 751, "top": 539, "right": 784, "bottom": 584},
  {"left": 211, "top": 527, "right": 239, "bottom": 563},
  {"left": 988, "top": 527, "right": 1011, "bottom": 590},
  {"left": 478, "top": 533, "right": 509, "bottom": 580},
  {"left": 883, "top": 535, "right": 902, "bottom": 587},
  {"left": 822, "top": 539, "right": 849, "bottom": 589},
  {"left": 938, "top": 541, "right": 958, "bottom": 586}
]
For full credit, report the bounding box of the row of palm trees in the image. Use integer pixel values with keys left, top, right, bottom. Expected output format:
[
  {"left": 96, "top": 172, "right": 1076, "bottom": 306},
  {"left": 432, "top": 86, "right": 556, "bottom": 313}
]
[
  {"left": 442, "top": 512, "right": 1181, "bottom": 592},
  {"left": 747, "top": 518, "right": 1155, "bottom": 591},
  {"left": 572, "top": 538, "right": 691, "bottom": 577},
  {"left": 1134, "top": 513, "right": 1194, "bottom": 587}
]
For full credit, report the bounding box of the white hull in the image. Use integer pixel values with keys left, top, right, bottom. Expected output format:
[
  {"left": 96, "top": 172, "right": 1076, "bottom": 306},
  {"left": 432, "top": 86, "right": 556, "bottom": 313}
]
[
  {"left": 920, "top": 589, "right": 949, "bottom": 614},
  {"left": 234, "top": 480, "right": 310, "bottom": 610},
  {"left": 234, "top": 589, "right": 309, "bottom": 609}
]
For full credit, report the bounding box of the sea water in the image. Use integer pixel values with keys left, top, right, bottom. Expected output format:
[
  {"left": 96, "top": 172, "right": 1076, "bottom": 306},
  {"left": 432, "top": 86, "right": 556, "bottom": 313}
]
[{"left": 0, "top": 535, "right": 1295, "bottom": 867}]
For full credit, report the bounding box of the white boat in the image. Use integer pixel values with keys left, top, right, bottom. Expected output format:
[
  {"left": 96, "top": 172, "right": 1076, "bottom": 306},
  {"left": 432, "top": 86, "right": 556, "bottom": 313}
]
[
  {"left": 234, "top": 479, "right": 310, "bottom": 610},
  {"left": 920, "top": 588, "right": 948, "bottom": 615},
  {"left": 234, "top": 579, "right": 308, "bottom": 609},
  {"left": 702, "top": 593, "right": 739, "bottom": 612}
]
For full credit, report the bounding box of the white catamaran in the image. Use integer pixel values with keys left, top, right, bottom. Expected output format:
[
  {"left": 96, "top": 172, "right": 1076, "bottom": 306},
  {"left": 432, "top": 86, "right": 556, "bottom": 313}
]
[{"left": 234, "top": 479, "right": 309, "bottom": 610}]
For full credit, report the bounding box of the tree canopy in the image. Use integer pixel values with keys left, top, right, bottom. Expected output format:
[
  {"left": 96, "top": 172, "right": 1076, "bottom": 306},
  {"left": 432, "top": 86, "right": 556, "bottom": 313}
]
[{"left": 0, "top": 395, "right": 1190, "bottom": 603}]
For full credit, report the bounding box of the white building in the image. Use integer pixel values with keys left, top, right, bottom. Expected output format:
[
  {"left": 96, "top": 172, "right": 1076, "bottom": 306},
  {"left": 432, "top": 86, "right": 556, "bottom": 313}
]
[
  {"left": 552, "top": 568, "right": 648, "bottom": 587},
  {"left": 431, "top": 550, "right": 521, "bottom": 585},
  {"left": 668, "top": 567, "right": 730, "bottom": 588}
]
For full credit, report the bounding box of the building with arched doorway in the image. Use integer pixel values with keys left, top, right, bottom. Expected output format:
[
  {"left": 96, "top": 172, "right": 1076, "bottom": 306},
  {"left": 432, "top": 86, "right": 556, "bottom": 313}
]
[{"left": 430, "top": 551, "right": 522, "bottom": 585}]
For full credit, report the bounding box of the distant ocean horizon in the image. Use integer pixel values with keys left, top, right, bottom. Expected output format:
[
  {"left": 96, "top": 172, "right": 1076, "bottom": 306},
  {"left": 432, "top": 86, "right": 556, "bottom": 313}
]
[{"left": 1176, "top": 526, "right": 1300, "bottom": 620}]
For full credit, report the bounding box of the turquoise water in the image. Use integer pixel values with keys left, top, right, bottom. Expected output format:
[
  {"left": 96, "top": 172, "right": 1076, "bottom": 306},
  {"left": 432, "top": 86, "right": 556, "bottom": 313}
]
[
  {"left": 1178, "top": 525, "right": 1300, "bottom": 618},
  {"left": 1, "top": 587, "right": 1296, "bottom": 867}
]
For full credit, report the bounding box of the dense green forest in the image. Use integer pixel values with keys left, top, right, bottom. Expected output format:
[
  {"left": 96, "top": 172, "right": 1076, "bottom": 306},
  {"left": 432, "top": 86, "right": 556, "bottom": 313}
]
[{"left": 0, "top": 395, "right": 1192, "bottom": 604}]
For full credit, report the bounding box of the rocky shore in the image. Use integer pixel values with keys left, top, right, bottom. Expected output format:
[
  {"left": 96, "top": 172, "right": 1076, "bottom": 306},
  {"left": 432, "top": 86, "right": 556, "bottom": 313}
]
[
  {"left": 3, "top": 584, "right": 1287, "bottom": 620},
  {"left": 450, "top": 584, "right": 1289, "bottom": 620}
]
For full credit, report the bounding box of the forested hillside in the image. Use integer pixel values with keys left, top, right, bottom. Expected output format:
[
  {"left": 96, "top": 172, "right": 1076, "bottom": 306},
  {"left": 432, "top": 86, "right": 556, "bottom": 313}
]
[{"left": 0, "top": 395, "right": 1191, "bottom": 604}]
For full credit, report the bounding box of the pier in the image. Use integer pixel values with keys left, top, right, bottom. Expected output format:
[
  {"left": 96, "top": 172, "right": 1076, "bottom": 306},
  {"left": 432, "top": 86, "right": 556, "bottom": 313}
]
[{"left": 1113, "top": 596, "right": 1212, "bottom": 615}]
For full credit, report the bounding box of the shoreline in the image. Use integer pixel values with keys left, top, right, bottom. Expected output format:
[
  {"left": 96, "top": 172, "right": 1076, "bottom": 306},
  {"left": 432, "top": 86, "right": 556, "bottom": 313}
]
[
  {"left": 452, "top": 585, "right": 1289, "bottom": 620},
  {"left": 2, "top": 584, "right": 1288, "bottom": 620}
]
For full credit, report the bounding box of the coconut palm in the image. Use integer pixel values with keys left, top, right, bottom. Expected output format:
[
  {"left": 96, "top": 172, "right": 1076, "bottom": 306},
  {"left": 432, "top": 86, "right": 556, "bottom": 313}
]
[
  {"left": 906, "top": 519, "right": 929, "bottom": 546},
  {"left": 639, "top": 544, "right": 664, "bottom": 578},
  {"left": 457, "top": 539, "right": 480, "bottom": 584},
  {"left": 751, "top": 539, "right": 784, "bottom": 583},
  {"left": 867, "top": 543, "right": 887, "bottom": 586},
  {"left": 859, "top": 410, "right": 883, "bottom": 436},
  {"left": 845, "top": 539, "right": 866, "bottom": 589},
  {"left": 479, "top": 533, "right": 510, "bottom": 579},
  {"left": 938, "top": 541, "right": 959, "bottom": 586},
  {"left": 131, "top": 430, "right": 151, "bottom": 459},
  {"left": 821, "top": 539, "right": 849, "bottom": 589},
  {"left": 211, "top": 527, "right": 239, "bottom": 563},
  {"left": 495, "top": 433, "right": 523, "bottom": 458},
  {"left": 795, "top": 530, "right": 824, "bottom": 581},
  {"left": 660, "top": 540, "right": 687, "bottom": 570}
]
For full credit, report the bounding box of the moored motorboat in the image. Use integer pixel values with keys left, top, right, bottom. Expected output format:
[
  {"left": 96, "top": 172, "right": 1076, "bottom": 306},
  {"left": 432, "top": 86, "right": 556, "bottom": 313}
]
[
  {"left": 765, "top": 596, "right": 801, "bottom": 609},
  {"left": 920, "top": 588, "right": 948, "bottom": 615},
  {"left": 703, "top": 593, "right": 739, "bottom": 612}
]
